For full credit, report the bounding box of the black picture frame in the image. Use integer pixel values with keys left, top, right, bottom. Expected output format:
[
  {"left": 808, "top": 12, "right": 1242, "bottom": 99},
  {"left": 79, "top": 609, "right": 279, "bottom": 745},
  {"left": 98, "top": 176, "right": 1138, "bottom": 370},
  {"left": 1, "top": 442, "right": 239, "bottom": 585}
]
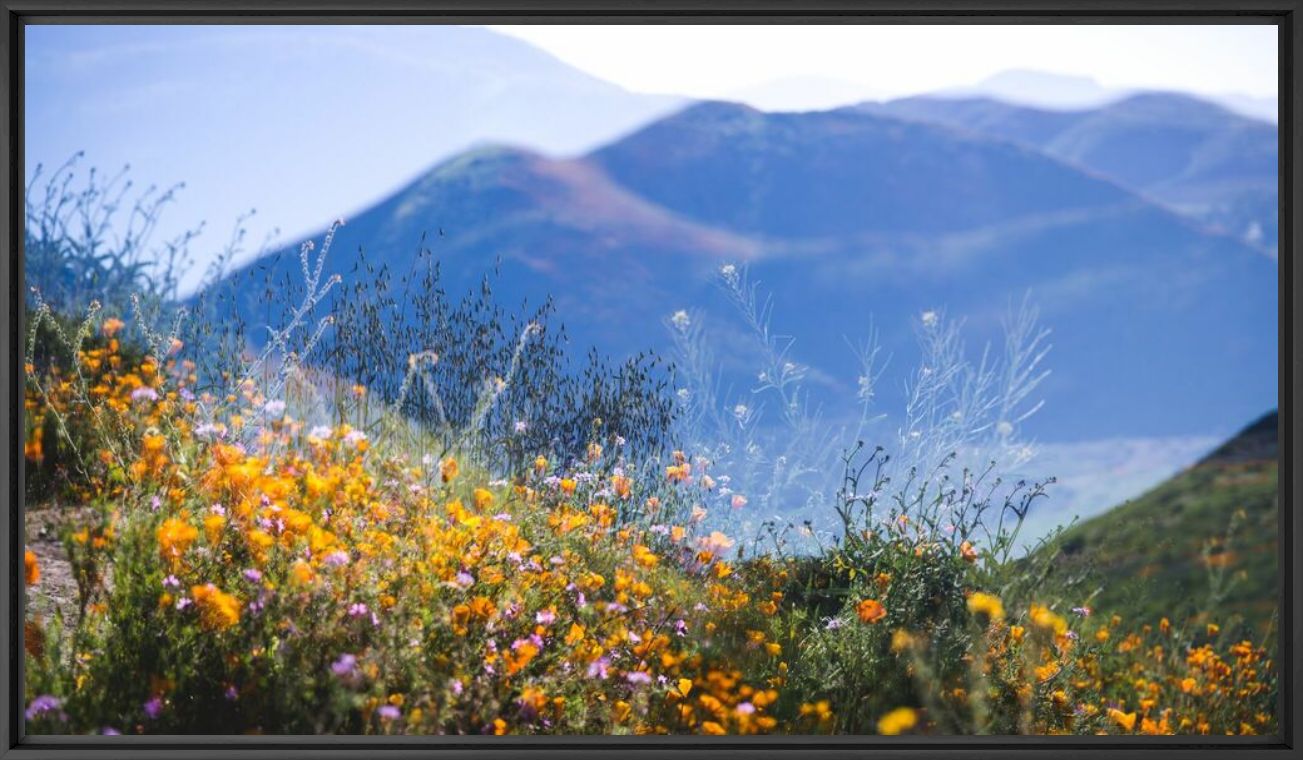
[{"left": 2, "top": 3, "right": 1297, "bottom": 758}]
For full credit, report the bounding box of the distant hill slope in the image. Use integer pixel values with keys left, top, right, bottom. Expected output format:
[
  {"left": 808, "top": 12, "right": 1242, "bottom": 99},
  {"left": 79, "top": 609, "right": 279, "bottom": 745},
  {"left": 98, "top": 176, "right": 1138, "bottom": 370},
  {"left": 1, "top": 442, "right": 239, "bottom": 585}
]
[
  {"left": 200, "top": 100, "right": 1277, "bottom": 444},
  {"left": 1044, "top": 411, "right": 1279, "bottom": 632},
  {"left": 861, "top": 93, "right": 1278, "bottom": 255}
]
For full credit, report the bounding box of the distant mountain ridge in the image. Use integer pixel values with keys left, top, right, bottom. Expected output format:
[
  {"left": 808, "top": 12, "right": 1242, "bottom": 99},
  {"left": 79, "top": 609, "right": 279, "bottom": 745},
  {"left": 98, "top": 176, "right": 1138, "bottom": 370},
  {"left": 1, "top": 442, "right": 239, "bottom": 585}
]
[
  {"left": 933, "top": 69, "right": 1278, "bottom": 123},
  {"left": 201, "top": 98, "right": 1277, "bottom": 445},
  {"left": 859, "top": 92, "right": 1278, "bottom": 254},
  {"left": 589, "top": 102, "right": 1130, "bottom": 237}
]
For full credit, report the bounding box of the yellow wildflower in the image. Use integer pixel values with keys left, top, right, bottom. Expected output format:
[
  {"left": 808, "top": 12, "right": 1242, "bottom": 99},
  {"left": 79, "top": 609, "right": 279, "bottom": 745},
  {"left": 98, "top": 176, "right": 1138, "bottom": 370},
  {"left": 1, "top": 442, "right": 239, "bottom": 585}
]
[
  {"left": 190, "top": 584, "right": 241, "bottom": 631},
  {"left": 967, "top": 592, "right": 1004, "bottom": 622},
  {"left": 24, "top": 549, "right": 39, "bottom": 586},
  {"left": 856, "top": 598, "right": 887, "bottom": 624},
  {"left": 877, "top": 707, "right": 918, "bottom": 735}
]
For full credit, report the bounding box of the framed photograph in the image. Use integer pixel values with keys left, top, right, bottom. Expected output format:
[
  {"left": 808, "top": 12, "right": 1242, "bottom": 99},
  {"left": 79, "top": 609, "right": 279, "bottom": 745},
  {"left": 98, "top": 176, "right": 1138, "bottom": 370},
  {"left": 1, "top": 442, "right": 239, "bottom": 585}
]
[{"left": 4, "top": 2, "right": 1298, "bottom": 758}]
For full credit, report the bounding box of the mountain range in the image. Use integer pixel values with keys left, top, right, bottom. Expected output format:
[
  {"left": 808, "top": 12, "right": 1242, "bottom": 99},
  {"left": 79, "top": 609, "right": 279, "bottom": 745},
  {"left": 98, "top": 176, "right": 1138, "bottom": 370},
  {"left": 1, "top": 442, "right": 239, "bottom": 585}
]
[
  {"left": 202, "top": 96, "right": 1277, "bottom": 448},
  {"left": 860, "top": 92, "right": 1278, "bottom": 254},
  {"left": 933, "top": 69, "right": 1278, "bottom": 123},
  {"left": 30, "top": 25, "right": 1277, "bottom": 296}
]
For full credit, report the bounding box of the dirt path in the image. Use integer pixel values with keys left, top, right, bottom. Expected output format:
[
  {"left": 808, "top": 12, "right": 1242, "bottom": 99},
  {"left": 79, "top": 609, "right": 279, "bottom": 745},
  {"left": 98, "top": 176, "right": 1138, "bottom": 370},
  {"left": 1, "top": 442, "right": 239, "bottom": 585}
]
[{"left": 24, "top": 505, "right": 89, "bottom": 624}]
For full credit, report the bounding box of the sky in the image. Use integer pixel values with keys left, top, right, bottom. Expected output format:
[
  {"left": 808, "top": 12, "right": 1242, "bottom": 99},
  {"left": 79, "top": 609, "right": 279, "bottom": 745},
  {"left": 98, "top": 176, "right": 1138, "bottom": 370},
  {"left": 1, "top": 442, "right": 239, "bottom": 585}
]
[{"left": 488, "top": 24, "right": 1277, "bottom": 102}]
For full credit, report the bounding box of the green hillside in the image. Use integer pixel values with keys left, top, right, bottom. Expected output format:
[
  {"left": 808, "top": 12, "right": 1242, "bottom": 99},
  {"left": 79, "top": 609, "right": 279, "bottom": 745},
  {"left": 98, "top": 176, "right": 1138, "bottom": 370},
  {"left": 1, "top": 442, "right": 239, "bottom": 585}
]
[{"left": 1042, "top": 411, "right": 1279, "bottom": 634}]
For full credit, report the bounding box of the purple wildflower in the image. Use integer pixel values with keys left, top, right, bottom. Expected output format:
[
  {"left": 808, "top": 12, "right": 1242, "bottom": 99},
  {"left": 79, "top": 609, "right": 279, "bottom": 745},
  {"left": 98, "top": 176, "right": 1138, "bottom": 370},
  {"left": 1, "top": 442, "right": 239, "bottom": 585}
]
[
  {"left": 194, "top": 422, "right": 222, "bottom": 441},
  {"left": 587, "top": 657, "right": 611, "bottom": 679},
  {"left": 25, "top": 695, "right": 62, "bottom": 721},
  {"left": 143, "top": 697, "right": 163, "bottom": 720},
  {"left": 331, "top": 653, "right": 358, "bottom": 678},
  {"left": 131, "top": 386, "right": 158, "bottom": 403}
]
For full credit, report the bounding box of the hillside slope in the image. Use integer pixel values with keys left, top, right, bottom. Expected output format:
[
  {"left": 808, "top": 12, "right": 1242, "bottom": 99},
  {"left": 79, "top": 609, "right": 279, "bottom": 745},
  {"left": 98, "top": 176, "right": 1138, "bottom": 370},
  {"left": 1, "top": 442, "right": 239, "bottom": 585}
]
[{"left": 1044, "top": 411, "right": 1279, "bottom": 632}]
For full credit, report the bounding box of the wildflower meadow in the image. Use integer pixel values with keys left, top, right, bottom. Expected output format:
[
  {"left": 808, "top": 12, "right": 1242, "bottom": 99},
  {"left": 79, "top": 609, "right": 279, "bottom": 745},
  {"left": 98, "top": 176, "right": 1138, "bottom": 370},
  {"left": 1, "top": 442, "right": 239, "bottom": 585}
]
[{"left": 19, "top": 161, "right": 1279, "bottom": 737}]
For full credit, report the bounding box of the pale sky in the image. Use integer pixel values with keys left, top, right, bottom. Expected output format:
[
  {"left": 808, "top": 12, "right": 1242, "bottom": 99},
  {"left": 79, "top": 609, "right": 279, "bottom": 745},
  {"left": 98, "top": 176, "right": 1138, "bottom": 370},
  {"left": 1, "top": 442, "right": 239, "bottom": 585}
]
[{"left": 490, "top": 24, "right": 1278, "bottom": 101}]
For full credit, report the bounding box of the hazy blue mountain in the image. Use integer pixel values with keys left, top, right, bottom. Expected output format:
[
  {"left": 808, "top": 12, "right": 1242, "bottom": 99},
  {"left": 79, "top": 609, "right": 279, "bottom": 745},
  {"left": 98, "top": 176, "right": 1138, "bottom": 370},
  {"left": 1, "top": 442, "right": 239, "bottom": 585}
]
[
  {"left": 588, "top": 102, "right": 1127, "bottom": 237},
  {"left": 203, "top": 100, "right": 1276, "bottom": 447},
  {"left": 860, "top": 93, "right": 1278, "bottom": 254},
  {"left": 934, "top": 69, "right": 1278, "bottom": 123}
]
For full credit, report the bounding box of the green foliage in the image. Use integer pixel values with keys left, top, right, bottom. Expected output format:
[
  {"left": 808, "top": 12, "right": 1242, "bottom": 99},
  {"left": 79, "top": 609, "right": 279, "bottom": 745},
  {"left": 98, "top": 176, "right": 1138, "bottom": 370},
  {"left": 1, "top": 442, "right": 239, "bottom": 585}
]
[
  {"left": 22, "top": 304, "right": 153, "bottom": 505},
  {"left": 1043, "top": 456, "right": 1279, "bottom": 634}
]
